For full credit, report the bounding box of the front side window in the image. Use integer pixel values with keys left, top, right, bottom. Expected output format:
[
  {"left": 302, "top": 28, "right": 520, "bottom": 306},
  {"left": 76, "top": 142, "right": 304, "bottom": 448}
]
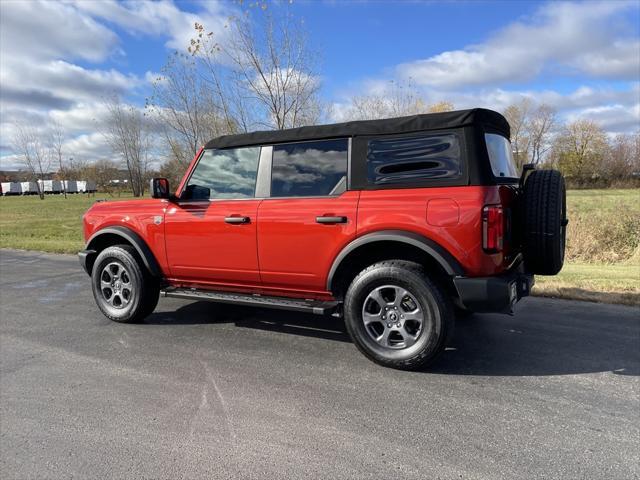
[
  {"left": 183, "top": 147, "right": 261, "bottom": 200},
  {"left": 271, "top": 139, "right": 348, "bottom": 197},
  {"left": 367, "top": 133, "right": 462, "bottom": 185},
  {"left": 485, "top": 133, "right": 518, "bottom": 178}
]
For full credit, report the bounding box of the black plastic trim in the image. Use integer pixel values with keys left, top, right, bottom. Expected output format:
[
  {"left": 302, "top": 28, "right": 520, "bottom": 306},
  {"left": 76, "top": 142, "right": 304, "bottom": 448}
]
[
  {"left": 78, "top": 249, "right": 96, "bottom": 274},
  {"left": 84, "top": 226, "right": 162, "bottom": 277},
  {"left": 326, "top": 230, "right": 464, "bottom": 291},
  {"left": 454, "top": 262, "right": 534, "bottom": 314},
  {"left": 161, "top": 287, "right": 341, "bottom": 316}
]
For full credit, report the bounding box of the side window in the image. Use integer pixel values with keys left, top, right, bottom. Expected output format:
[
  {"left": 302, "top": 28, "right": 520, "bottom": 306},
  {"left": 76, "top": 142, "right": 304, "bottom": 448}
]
[
  {"left": 367, "top": 133, "right": 461, "bottom": 185},
  {"left": 183, "top": 147, "right": 260, "bottom": 200},
  {"left": 271, "top": 139, "right": 348, "bottom": 197}
]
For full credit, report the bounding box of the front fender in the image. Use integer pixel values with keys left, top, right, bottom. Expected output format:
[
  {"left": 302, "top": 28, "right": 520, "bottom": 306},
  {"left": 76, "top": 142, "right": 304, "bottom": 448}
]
[{"left": 80, "top": 226, "right": 162, "bottom": 277}]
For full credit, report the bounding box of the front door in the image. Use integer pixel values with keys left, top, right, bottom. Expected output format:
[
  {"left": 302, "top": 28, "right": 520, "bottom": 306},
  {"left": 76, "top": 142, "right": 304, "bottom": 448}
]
[
  {"left": 257, "top": 138, "right": 359, "bottom": 295},
  {"left": 164, "top": 147, "right": 263, "bottom": 286}
]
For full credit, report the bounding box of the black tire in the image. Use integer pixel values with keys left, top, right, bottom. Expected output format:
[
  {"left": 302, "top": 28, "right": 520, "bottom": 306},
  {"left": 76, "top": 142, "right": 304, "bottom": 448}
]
[
  {"left": 343, "top": 260, "right": 454, "bottom": 370},
  {"left": 522, "top": 169, "right": 567, "bottom": 275},
  {"left": 91, "top": 245, "right": 160, "bottom": 323}
]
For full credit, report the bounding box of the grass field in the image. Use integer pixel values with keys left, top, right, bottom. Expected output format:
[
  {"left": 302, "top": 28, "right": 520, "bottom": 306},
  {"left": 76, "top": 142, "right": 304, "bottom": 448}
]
[
  {"left": 0, "top": 193, "right": 135, "bottom": 253},
  {"left": 0, "top": 189, "right": 638, "bottom": 305}
]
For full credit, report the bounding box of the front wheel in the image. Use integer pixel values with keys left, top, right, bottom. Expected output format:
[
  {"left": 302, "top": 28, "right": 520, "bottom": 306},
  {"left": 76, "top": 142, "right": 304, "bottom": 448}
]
[
  {"left": 91, "top": 245, "right": 159, "bottom": 323},
  {"left": 343, "top": 260, "right": 454, "bottom": 370}
]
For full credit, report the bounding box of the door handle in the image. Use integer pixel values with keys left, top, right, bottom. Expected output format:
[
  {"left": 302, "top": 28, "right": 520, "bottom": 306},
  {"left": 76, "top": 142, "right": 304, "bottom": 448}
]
[
  {"left": 224, "top": 216, "right": 250, "bottom": 224},
  {"left": 316, "top": 216, "right": 348, "bottom": 224}
]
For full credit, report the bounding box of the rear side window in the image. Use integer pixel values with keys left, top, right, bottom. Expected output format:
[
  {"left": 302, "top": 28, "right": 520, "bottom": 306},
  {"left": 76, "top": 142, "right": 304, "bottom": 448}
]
[
  {"left": 271, "top": 139, "right": 348, "bottom": 197},
  {"left": 485, "top": 133, "right": 518, "bottom": 178},
  {"left": 367, "top": 133, "right": 461, "bottom": 185}
]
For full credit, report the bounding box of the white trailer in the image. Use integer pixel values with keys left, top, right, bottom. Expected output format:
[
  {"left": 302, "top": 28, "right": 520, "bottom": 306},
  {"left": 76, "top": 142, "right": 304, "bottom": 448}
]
[
  {"left": 39, "top": 180, "right": 63, "bottom": 194},
  {"left": 63, "top": 180, "right": 78, "bottom": 193},
  {"left": 2, "top": 182, "right": 22, "bottom": 195},
  {"left": 20, "top": 182, "right": 39, "bottom": 195},
  {"left": 76, "top": 180, "right": 86, "bottom": 193}
]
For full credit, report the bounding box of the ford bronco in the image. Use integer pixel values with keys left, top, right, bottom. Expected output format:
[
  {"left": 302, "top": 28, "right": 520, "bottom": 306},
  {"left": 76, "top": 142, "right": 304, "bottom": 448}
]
[{"left": 79, "top": 109, "right": 567, "bottom": 370}]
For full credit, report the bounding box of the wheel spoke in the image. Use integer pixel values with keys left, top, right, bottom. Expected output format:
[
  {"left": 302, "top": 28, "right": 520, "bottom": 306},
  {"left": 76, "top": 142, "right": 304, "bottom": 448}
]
[
  {"left": 392, "top": 287, "right": 410, "bottom": 308},
  {"left": 402, "top": 310, "right": 423, "bottom": 322},
  {"left": 363, "top": 311, "right": 381, "bottom": 325},
  {"left": 376, "top": 327, "right": 391, "bottom": 347},
  {"left": 398, "top": 326, "right": 418, "bottom": 347},
  {"left": 368, "top": 288, "right": 387, "bottom": 308}
]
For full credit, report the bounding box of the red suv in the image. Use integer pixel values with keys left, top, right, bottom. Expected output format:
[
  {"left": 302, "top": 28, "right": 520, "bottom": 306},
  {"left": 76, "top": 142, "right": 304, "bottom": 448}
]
[{"left": 79, "top": 109, "right": 566, "bottom": 370}]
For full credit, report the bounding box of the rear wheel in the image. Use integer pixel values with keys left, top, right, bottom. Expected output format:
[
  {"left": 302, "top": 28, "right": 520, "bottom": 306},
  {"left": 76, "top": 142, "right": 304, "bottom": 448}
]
[
  {"left": 91, "top": 245, "right": 159, "bottom": 323},
  {"left": 343, "top": 260, "right": 454, "bottom": 370}
]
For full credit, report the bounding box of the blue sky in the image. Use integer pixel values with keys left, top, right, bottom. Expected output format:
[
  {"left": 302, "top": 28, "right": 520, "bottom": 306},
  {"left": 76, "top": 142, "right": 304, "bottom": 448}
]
[{"left": 1, "top": 0, "right": 638, "bottom": 168}]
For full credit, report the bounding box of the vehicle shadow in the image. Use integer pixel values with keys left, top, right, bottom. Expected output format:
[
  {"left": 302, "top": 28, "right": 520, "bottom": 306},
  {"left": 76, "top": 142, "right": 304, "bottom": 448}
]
[
  {"left": 145, "top": 299, "right": 639, "bottom": 377},
  {"left": 145, "top": 301, "right": 351, "bottom": 343}
]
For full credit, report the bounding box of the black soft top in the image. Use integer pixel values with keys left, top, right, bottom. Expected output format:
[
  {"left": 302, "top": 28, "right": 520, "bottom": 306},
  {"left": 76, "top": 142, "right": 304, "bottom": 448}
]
[{"left": 204, "top": 108, "right": 510, "bottom": 149}]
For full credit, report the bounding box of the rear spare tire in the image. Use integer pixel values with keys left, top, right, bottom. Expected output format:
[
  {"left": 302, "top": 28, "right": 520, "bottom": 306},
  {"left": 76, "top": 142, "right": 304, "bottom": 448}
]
[{"left": 522, "top": 169, "right": 567, "bottom": 275}]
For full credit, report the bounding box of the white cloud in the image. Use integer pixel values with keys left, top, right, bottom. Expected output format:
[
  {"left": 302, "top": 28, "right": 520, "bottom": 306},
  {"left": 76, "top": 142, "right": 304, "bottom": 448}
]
[
  {"left": 0, "top": 0, "right": 119, "bottom": 63},
  {"left": 397, "top": 1, "right": 639, "bottom": 88},
  {"left": 0, "top": 0, "right": 233, "bottom": 170},
  {"left": 70, "top": 0, "right": 233, "bottom": 53}
]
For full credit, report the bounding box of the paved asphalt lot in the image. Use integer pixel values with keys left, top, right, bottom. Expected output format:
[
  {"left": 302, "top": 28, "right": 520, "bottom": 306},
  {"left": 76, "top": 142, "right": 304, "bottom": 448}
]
[{"left": 0, "top": 249, "right": 638, "bottom": 480}]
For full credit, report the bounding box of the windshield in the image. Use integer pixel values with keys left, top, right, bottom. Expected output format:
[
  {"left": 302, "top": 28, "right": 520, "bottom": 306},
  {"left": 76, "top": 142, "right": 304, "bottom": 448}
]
[{"left": 485, "top": 133, "right": 518, "bottom": 178}]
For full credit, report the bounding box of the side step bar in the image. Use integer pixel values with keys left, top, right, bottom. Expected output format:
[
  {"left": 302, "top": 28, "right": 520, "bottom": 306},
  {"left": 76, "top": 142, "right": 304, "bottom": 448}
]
[{"left": 161, "top": 287, "right": 341, "bottom": 316}]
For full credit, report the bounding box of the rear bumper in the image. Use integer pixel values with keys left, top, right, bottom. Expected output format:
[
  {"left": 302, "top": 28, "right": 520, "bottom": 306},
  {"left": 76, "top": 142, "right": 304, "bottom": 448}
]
[
  {"left": 453, "top": 263, "right": 534, "bottom": 314},
  {"left": 78, "top": 249, "right": 96, "bottom": 275}
]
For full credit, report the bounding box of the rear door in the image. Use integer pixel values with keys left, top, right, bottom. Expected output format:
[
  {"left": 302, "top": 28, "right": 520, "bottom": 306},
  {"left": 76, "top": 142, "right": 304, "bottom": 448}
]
[{"left": 257, "top": 139, "right": 359, "bottom": 294}]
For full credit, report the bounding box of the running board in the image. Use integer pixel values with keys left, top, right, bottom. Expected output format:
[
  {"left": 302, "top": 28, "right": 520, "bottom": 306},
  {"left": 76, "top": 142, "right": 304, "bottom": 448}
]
[{"left": 161, "top": 287, "right": 341, "bottom": 316}]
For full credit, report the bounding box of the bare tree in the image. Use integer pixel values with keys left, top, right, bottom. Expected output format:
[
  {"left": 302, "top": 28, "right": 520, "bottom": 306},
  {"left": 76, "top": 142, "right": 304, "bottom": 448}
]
[
  {"left": 528, "top": 104, "right": 556, "bottom": 165},
  {"left": 10, "top": 123, "right": 51, "bottom": 200},
  {"left": 605, "top": 131, "right": 639, "bottom": 179},
  {"left": 224, "top": 13, "right": 322, "bottom": 129},
  {"left": 343, "top": 79, "right": 454, "bottom": 121},
  {"left": 103, "top": 96, "right": 150, "bottom": 197},
  {"left": 83, "top": 159, "right": 120, "bottom": 196},
  {"left": 503, "top": 99, "right": 532, "bottom": 170},
  {"left": 553, "top": 119, "right": 609, "bottom": 177},
  {"left": 427, "top": 101, "right": 455, "bottom": 113},
  {"left": 50, "top": 121, "right": 67, "bottom": 198},
  {"left": 186, "top": 6, "right": 323, "bottom": 131},
  {"left": 146, "top": 52, "right": 232, "bottom": 170}
]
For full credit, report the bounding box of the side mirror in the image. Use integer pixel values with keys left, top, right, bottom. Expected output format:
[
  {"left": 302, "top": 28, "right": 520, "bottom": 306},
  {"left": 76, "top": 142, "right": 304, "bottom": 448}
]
[{"left": 150, "top": 178, "right": 170, "bottom": 199}]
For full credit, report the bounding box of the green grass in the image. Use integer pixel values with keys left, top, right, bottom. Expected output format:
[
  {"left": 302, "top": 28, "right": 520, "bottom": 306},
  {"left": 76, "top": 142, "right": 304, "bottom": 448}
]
[
  {"left": 0, "top": 193, "right": 135, "bottom": 253},
  {"left": 534, "top": 262, "right": 639, "bottom": 306},
  {"left": 566, "top": 188, "right": 640, "bottom": 215}
]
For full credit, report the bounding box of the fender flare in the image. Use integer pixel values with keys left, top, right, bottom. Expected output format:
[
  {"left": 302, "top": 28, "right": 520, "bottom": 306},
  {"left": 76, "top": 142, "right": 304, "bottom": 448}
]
[
  {"left": 84, "top": 226, "right": 162, "bottom": 277},
  {"left": 326, "top": 230, "right": 464, "bottom": 292}
]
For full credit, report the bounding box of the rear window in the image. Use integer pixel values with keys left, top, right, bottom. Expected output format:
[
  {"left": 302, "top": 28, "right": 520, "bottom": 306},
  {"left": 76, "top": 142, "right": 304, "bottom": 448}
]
[
  {"left": 367, "top": 133, "right": 461, "bottom": 185},
  {"left": 485, "top": 133, "right": 518, "bottom": 178}
]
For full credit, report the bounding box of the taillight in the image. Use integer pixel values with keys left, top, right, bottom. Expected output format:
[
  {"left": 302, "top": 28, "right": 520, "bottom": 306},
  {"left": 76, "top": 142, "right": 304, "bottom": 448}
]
[{"left": 482, "top": 205, "right": 504, "bottom": 253}]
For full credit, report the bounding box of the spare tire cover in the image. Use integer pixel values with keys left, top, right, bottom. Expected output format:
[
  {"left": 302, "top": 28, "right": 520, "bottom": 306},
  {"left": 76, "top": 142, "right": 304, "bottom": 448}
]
[{"left": 522, "top": 169, "right": 567, "bottom": 275}]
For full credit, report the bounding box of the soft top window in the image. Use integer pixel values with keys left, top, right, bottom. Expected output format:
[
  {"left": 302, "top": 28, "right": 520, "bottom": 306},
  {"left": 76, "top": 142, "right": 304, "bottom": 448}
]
[
  {"left": 485, "top": 133, "right": 518, "bottom": 178},
  {"left": 367, "top": 133, "right": 462, "bottom": 186},
  {"left": 271, "top": 139, "right": 348, "bottom": 197}
]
